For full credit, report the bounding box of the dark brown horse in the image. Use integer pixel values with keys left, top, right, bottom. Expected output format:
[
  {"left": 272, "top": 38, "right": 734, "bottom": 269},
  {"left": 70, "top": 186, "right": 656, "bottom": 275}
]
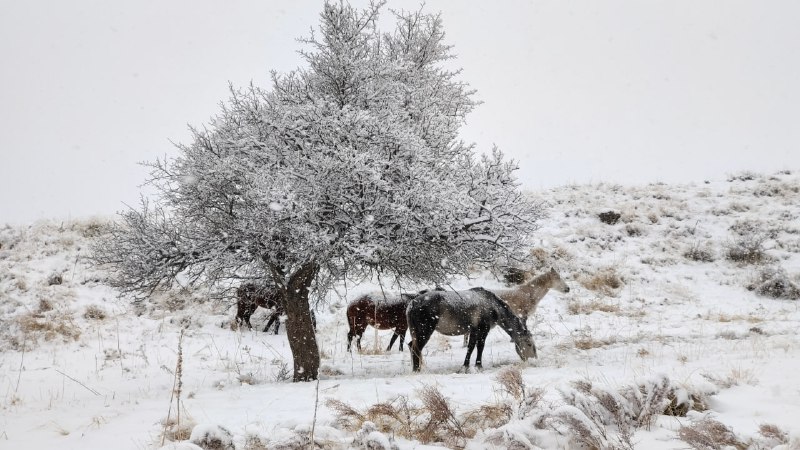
[
  {"left": 236, "top": 283, "right": 316, "bottom": 334},
  {"left": 347, "top": 292, "right": 414, "bottom": 352},
  {"left": 346, "top": 289, "right": 442, "bottom": 352}
]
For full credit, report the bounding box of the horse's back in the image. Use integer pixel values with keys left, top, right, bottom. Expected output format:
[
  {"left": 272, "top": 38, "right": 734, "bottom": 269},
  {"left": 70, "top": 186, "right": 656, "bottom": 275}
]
[
  {"left": 408, "top": 289, "right": 497, "bottom": 336},
  {"left": 347, "top": 293, "right": 410, "bottom": 330}
]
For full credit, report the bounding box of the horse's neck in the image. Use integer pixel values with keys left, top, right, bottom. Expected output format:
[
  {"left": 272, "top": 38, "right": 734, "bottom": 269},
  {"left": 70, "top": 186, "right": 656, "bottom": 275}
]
[
  {"left": 512, "top": 274, "right": 552, "bottom": 306},
  {"left": 494, "top": 301, "right": 526, "bottom": 339}
]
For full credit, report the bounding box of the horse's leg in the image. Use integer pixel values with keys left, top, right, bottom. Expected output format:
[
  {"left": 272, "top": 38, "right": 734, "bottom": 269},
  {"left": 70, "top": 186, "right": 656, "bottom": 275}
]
[
  {"left": 263, "top": 312, "right": 278, "bottom": 334},
  {"left": 463, "top": 330, "right": 478, "bottom": 371},
  {"left": 462, "top": 334, "right": 468, "bottom": 347},
  {"left": 475, "top": 337, "right": 486, "bottom": 370},
  {"left": 347, "top": 330, "right": 354, "bottom": 352},
  {"left": 387, "top": 332, "right": 398, "bottom": 352},
  {"left": 245, "top": 312, "right": 254, "bottom": 330},
  {"left": 262, "top": 316, "right": 271, "bottom": 333},
  {"left": 273, "top": 315, "right": 281, "bottom": 334},
  {"left": 398, "top": 329, "right": 406, "bottom": 352},
  {"left": 411, "top": 329, "right": 433, "bottom": 372},
  {"left": 474, "top": 325, "right": 491, "bottom": 370},
  {"left": 235, "top": 302, "right": 246, "bottom": 329}
]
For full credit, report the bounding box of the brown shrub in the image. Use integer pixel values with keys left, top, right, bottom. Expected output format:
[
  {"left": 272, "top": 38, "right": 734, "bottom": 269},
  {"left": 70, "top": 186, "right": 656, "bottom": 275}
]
[
  {"left": 47, "top": 273, "right": 64, "bottom": 286},
  {"left": 579, "top": 267, "right": 623, "bottom": 296},
  {"left": 684, "top": 243, "right": 716, "bottom": 262},
  {"left": 83, "top": 305, "right": 107, "bottom": 320},
  {"left": 598, "top": 211, "right": 621, "bottom": 225},
  {"left": 678, "top": 418, "right": 746, "bottom": 450},
  {"left": 567, "top": 299, "right": 621, "bottom": 315},
  {"left": 726, "top": 220, "right": 770, "bottom": 264},
  {"left": 17, "top": 311, "right": 81, "bottom": 342}
]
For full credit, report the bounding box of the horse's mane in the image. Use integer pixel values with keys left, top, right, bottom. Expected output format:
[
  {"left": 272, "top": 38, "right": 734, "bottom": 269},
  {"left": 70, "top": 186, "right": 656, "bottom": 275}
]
[
  {"left": 529, "top": 270, "right": 554, "bottom": 286},
  {"left": 466, "top": 287, "right": 519, "bottom": 318}
]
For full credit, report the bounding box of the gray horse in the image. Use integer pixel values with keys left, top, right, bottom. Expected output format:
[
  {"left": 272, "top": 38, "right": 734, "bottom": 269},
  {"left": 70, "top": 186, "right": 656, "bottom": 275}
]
[{"left": 406, "top": 287, "right": 536, "bottom": 372}]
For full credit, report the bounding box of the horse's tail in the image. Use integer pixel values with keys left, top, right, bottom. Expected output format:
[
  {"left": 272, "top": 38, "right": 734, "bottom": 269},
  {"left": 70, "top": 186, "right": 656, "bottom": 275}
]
[
  {"left": 405, "top": 299, "right": 418, "bottom": 347},
  {"left": 405, "top": 298, "right": 422, "bottom": 370}
]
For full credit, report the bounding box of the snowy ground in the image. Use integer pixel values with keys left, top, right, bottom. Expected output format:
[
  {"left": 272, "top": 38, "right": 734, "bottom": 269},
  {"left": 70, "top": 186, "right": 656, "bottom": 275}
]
[{"left": 2, "top": 171, "right": 800, "bottom": 449}]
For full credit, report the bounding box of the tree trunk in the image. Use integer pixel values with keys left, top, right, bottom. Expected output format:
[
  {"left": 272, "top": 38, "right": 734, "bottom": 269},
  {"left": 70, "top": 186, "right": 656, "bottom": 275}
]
[{"left": 280, "top": 262, "right": 320, "bottom": 382}]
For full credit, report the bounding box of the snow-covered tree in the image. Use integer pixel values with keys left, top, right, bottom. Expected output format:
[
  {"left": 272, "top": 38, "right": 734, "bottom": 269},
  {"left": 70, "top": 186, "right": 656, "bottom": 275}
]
[{"left": 92, "top": 1, "right": 545, "bottom": 381}]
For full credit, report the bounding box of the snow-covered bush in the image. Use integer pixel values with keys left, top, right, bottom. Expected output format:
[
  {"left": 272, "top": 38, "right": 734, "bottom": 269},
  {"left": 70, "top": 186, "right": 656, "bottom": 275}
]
[
  {"left": 684, "top": 241, "right": 716, "bottom": 262},
  {"left": 353, "top": 421, "right": 399, "bottom": 450},
  {"left": 726, "top": 220, "right": 771, "bottom": 264},
  {"left": 547, "top": 375, "right": 708, "bottom": 450},
  {"left": 189, "top": 424, "right": 235, "bottom": 450},
  {"left": 748, "top": 266, "right": 800, "bottom": 300},
  {"left": 578, "top": 266, "right": 623, "bottom": 296},
  {"left": 678, "top": 417, "right": 745, "bottom": 450}
]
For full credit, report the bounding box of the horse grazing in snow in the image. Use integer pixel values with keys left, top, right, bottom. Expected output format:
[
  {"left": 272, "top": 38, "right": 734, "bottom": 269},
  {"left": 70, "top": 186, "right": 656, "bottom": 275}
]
[
  {"left": 346, "top": 289, "right": 443, "bottom": 352},
  {"left": 346, "top": 292, "right": 415, "bottom": 352},
  {"left": 459, "top": 267, "right": 571, "bottom": 347},
  {"left": 235, "top": 283, "right": 283, "bottom": 333},
  {"left": 496, "top": 268, "right": 570, "bottom": 320},
  {"left": 235, "top": 283, "right": 316, "bottom": 334},
  {"left": 406, "top": 287, "right": 536, "bottom": 372}
]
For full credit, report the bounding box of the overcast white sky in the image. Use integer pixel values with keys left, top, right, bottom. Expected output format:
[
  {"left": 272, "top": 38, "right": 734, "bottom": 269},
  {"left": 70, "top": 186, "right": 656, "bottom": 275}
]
[{"left": 2, "top": 1, "right": 799, "bottom": 224}]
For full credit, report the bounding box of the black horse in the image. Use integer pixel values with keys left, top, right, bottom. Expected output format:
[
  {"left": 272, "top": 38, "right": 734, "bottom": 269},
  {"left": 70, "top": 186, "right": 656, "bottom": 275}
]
[
  {"left": 406, "top": 287, "right": 536, "bottom": 372},
  {"left": 236, "top": 283, "right": 316, "bottom": 334}
]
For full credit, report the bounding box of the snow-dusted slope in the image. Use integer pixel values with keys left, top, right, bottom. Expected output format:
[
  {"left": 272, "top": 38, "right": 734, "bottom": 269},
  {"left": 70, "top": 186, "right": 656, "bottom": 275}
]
[{"left": 1, "top": 171, "right": 799, "bottom": 449}]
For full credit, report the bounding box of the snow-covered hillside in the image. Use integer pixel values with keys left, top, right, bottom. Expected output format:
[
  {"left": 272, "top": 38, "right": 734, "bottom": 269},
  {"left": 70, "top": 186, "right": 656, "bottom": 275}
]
[{"left": 2, "top": 171, "right": 799, "bottom": 449}]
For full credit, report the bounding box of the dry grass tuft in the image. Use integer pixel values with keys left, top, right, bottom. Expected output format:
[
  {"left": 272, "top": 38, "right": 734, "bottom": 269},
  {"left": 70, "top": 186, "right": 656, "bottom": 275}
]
[
  {"left": 598, "top": 211, "right": 621, "bottom": 225},
  {"left": 326, "top": 379, "right": 550, "bottom": 449},
  {"left": 496, "top": 367, "right": 525, "bottom": 400},
  {"left": 550, "top": 375, "right": 708, "bottom": 449},
  {"left": 726, "top": 220, "right": 771, "bottom": 264},
  {"left": 46, "top": 273, "right": 63, "bottom": 286},
  {"left": 161, "top": 417, "right": 195, "bottom": 442},
  {"left": 326, "top": 398, "right": 366, "bottom": 430},
  {"left": 748, "top": 266, "right": 800, "bottom": 300},
  {"left": 702, "top": 368, "right": 757, "bottom": 389},
  {"left": 684, "top": 242, "right": 716, "bottom": 262},
  {"left": 758, "top": 423, "right": 788, "bottom": 443},
  {"left": 663, "top": 390, "right": 708, "bottom": 417},
  {"left": 706, "top": 311, "right": 764, "bottom": 323},
  {"left": 579, "top": 267, "right": 623, "bottom": 296},
  {"left": 567, "top": 298, "right": 621, "bottom": 315},
  {"left": 242, "top": 434, "right": 269, "bottom": 450},
  {"left": 357, "top": 345, "right": 385, "bottom": 356},
  {"left": 417, "top": 385, "right": 472, "bottom": 447},
  {"left": 190, "top": 424, "right": 235, "bottom": 450},
  {"left": 319, "top": 365, "right": 344, "bottom": 377},
  {"left": 17, "top": 306, "right": 81, "bottom": 343},
  {"left": 83, "top": 305, "right": 107, "bottom": 320},
  {"left": 678, "top": 418, "right": 746, "bottom": 450},
  {"left": 529, "top": 245, "right": 573, "bottom": 270},
  {"left": 462, "top": 404, "right": 513, "bottom": 431},
  {"left": 327, "top": 395, "right": 416, "bottom": 438},
  {"left": 574, "top": 335, "right": 617, "bottom": 350}
]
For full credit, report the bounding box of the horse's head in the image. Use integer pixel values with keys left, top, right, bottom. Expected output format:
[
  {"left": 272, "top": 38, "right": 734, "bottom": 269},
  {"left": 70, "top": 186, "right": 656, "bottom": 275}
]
[
  {"left": 514, "top": 330, "right": 537, "bottom": 360},
  {"left": 548, "top": 268, "right": 570, "bottom": 293}
]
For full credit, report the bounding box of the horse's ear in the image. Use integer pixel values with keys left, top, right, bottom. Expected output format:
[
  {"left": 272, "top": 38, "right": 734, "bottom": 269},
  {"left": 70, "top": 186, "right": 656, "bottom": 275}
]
[{"left": 550, "top": 267, "right": 557, "bottom": 274}]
